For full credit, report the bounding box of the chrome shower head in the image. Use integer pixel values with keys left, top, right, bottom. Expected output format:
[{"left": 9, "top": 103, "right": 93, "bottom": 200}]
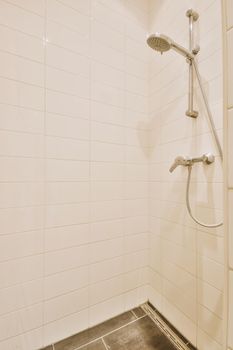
[
  {"left": 147, "top": 33, "right": 194, "bottom": 59},
  {"left": 147, "top": 33, "right": 172, "bottom": 53}
]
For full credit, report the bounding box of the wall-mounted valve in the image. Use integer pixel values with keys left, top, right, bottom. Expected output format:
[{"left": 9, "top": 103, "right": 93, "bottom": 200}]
[{"left": 169, "top": 153, "right": 215, "bottom": 173}]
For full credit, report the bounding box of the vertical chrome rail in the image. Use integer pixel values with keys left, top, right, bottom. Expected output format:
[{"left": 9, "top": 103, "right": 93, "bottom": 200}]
[
  {"left": 193, "top": 60, "right": 223, "bottom": 160},
  {"left": 185, "top": 9, "right": 199, "bottom": 118}
]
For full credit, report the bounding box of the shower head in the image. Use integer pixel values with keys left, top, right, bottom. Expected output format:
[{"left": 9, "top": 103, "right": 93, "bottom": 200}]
[
  {"left": 147, "top": 33, "right": 172, "bottom": 53},
  {"left": 147, "top": 33, "right": 194, "bottom": 60}
]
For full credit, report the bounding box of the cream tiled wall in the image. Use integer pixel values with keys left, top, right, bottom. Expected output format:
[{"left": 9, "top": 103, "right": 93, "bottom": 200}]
[
  {"left": 0, "top": 0, "right": 150, "bottom": 348},
  {"left": 148, "top": 0, "right": 224, "bottom": 349},
  {"left": 224, "top": 0, "right": 233, "bottom": 349},
  {"left": 0, "top": 0, "right": 227, "bottom": 349}
]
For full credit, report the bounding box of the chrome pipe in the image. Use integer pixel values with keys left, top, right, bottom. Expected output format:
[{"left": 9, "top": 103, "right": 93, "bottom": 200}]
[
  {"left": 171, "top": 42, "right": 194, "bottom": 60},
  {"left": 186, "top": 10, "right": 198, "bottom": 118},
  {"left": 192, "top": 60, "right": 223, "bottom": 160}
]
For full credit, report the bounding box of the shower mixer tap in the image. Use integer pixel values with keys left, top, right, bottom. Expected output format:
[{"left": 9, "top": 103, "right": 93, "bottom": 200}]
[
  {"left": 169, "top": 153, "right": 215, "bottom": 173},
  {"left": 169, "top": 156, "right": 192, "bottom": 172}
]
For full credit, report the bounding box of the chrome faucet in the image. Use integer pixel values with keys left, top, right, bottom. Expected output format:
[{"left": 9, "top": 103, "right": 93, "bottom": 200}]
[
  {"left": 169, "top": 153, "right": 215, "bottom": 172},
  {"left": 169, "top": 156, "right": 192, "bottom": 172}
]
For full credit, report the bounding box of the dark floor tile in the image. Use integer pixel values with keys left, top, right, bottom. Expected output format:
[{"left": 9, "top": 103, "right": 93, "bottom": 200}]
[
  {"left": 80, "top": 339, "right": 106, "bottom": 350},
  {"left": 132, "top": 306, "right": 146, "bottom": 318},
  {"left": 103, "top": 316, "right": 177, "bottom": 350},
  {"left": 41, "top": 347, "right": 53, "bottom": 350},
  {"left": 55, "top": 311, "right": 135, "bottom": 350}
]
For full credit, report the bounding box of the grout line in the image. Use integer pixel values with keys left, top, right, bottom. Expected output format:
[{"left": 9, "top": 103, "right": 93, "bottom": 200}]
[
  {"left": 130, "top": 309, "right": 138, "bottom": 318},
  {"left": 101, "top": 338, "right": 109, "bottom": 350},
  {"left": 72, "top": 314, "right": 147, "bottom": 350}
]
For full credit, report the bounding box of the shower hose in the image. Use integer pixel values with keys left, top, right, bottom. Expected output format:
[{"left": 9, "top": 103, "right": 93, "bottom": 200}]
[
  {"left": 186, "top": 165, "right": 223, "bottom": 228},
  {"left": 184, "top": 60, "right": 223, "bottom": 228}
]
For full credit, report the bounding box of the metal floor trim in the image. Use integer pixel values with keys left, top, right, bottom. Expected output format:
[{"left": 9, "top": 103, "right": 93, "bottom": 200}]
[{"left": 141, "top": 302, "right": 197, "bottom": 350}]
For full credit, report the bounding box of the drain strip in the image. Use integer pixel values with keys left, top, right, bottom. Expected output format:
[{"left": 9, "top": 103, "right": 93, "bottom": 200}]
[{"left": 141, "top": 303, "right": 197, "bottom": 350}]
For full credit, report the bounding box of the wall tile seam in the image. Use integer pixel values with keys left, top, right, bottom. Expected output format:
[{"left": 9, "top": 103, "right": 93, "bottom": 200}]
[
  {"left": 52, "top": 0, "right": 91, "bottom": 18},
  {"left": 150, "top": 199, "right": 223, "bottom": 211},
  {"left": 0, "top": 22, "right": 44, "bottom": 41},
  {"left": 45, "top": 47, "right": 148, "bottom": 82},
  {"left": 44, "top": 233, "right": 149, "bottom": 253},
  {"left": 195, "top": 327, "right": 223, "bottom": 346},
  {"left": 0, "top": 299, "right": 46, "bottom": 319},
  {"left": 148, "top": 98, "right": 223, "bottom": 119},
  {"left": 154, "top": 295, "right": 198, "bottom": 324},
  {"left": 90, "top": 18, "right": 149, "bottom": 43},
  {"left": 56, "top": 0, "right": 150, "bottom": 25},
  {"left": 148, "top": 72, "right": 223, "bottom": 98},
  {"left": 46, "top": 64, "right": 148, "bottom": 87},
  {"left": 0, "top": 128, "right": 44, "bottom": 136},
  {"left": 0, "top": 277, "right": 44, "bottom": 292},
  {"left": 151, "top": 2, "right": 221, "bottom": 40},
  {"left": 0, "top": 74, "right": 45, "bottom": 89},
  {"left": 46, "top": 197, "right": 149, "bottom": 206},
  {"left": 148, "top": 268, "right": 197, "bottom": 291},
  {"left": 0, "top": 155, "right": 90, "bottom": 161},
  {"left": 0, "top": 327, "right": 44, "bottom": 347},
  {"left": 149, "top": 176, "right": 223, "bottom": 183},
  {"left": 0, "top": 157, "right": 149, "bottom": 165},
  {"left": 151, "top": 219, "right": 223, "bottom": 234},
  {"left": 149, "top": 268, "right": 224, "bottom": 295},
  {"left": 46, "top": 19, "right": 149, "bottom": 61},
  {"left": 41, "top": 134, "right": 149, "bottom": 146},
  {"left": 42, "top": 250, "right": 149, "bottom": 277},
  {"left": 149, "top": 114, "right": 223, "bottom": 130},
  {"left": 46, "top": 119, "right": 143, "bottom": 129},
  {"left": 0, "top": 101, "right": 44, "bottom": 113},
  {"left": 148, "top": 262, "right": 197, "bottom": 281},
  {"left": 195, "top": 275, "right": 224, "bottom": 293},
  {"left": 0, "top": 250, "right": 45, "bottom": 265},
  {"left": 92, "top": 80, "right": 149, "bottom": 97},
  {"left": 97, "top": 0, "right": 150, "bottom": 17},
  {"left": 149, "top": 280, "right": 223, "bottom": 323},
  {"left": 0, "top": 323, "right": 44, "bottom": 344},
  {"left": 92, "top": 18, "right": 148, "bottom": 48},
  {"left": 148, "top": 48, "right": 222, "bottom": 82},
  {"left": 1, "top": 0, "right": 45, "bottom": 18},
  {"left": 197, "top": 327, "right": 223, "bottom": 346},
  {"left": 41, "top": 290, "right": 147, "bottom": 332},
  {"left": 150, "top": 133, "right": 223, "bottom": 148},
  {"left": 0, "top": 48, "right": 44, "bottom": 64},
  {"left": 0, "top": 279, "right": 146, "bottom": 322},
  {"left": 0, "top": 276, "right": 88, "bottom": 296},
  {"left": 150, "top": 220, "right": 223, "bottom": 237}
]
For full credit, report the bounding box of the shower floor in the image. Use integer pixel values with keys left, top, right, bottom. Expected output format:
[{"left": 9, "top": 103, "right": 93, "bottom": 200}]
[{"left": 42, "top": 305, "right": 178, "bottom": 350}]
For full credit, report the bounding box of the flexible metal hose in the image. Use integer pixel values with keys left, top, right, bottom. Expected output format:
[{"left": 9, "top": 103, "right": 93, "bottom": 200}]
[
  {"left": 186, "top": 165, "right": 223, "bottom": 228},
  {"left": 184, "top": 59, "right": 223, "bottom": 228}
]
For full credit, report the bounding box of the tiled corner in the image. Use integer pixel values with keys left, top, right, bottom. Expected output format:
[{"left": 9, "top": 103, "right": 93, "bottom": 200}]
[
  {"left": 227, "top": 28, "right": 233, "bottom": 108},
  {"left": 229, "top": 190, "right": 233, "bottom": 269},
  {"left": 41, "top": 305, "right": 180, "bottom": 350},
  {"left": 227, "top": 0, "right": 233, "bottom": 29},
  {"left": 228, "top": 271, "right": 233, "bottom": 348},
  {"left": 228, "top": 109, "right": 233, "bottom": 188}
]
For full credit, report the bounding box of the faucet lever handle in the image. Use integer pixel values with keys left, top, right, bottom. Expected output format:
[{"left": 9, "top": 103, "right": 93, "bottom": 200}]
[{"left": 169, "top": 155, "right": 191, "bottom": 173}]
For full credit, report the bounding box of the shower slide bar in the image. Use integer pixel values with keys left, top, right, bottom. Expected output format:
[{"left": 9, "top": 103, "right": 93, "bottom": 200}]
[{"left": 147, "top": 9, "right": 223, "bottom": 228}]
